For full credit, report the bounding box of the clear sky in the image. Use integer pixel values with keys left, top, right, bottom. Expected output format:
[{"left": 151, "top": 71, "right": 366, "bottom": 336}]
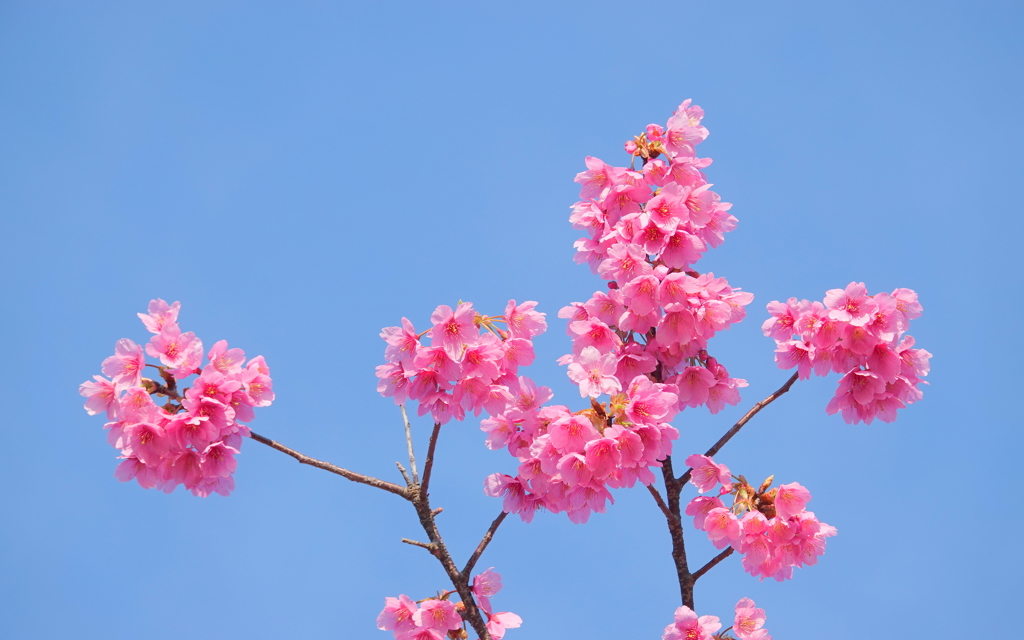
[{"left": 2, "top": 1, "right": 1021, "bottom": 638}]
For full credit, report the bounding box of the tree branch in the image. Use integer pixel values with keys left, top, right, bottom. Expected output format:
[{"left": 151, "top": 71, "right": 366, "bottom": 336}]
[
  {"left": 692, "top": 547, "right": 734, "bottom": 581},
  {"left": 400, "top": 404, "right": 420, "bottom": 485},
  {"left": 248, "top": 430, "right": 409, "bottom": 499},
  {"left": 420, "top": 422, "right": 442, "bottom": 498},
  {"left": 646, "top": 484, "right": 676, "bottom": 523},
  {"left": 461, "top": 511, "right": 509, "bottom": 580},
  {"left": 678, "top": 372, "right": 800, "bottom": 486},
  {"left": 660, "top": 456, "right": 695, "bottom": 609},
  {"left": 409, "top": 486, "right": 492, "bottom": 640}
]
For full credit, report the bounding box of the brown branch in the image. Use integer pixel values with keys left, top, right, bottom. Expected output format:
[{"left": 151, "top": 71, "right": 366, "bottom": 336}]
[
  {"left": 395, "top": 462, "right": 412, "bottom": 486},
  {"left": 660, "top": 457, "right": 695, "bottom": 609},
  {"left": 401, "top": 538, "right": 436, "bottom": 551},
  {"left": 461, "top": 511, "right": 509, "bottom": 580},
  {"left": 420, "top": 422, "right": 442, "bottom": 498},
  {"left": 646, "top": 484, "right": 676, "bottom": 523},
  {"left": 400, "top": 404, "right": 420, "bottom": 485},
  {"left": 248, "top": 430, "right": 409, "bottom": 499},
  {"left": 409, "top": 486, "right": 493, "bottom": 640},
  {"left": 692, "top": 547, "right": 734, "bottom": 581},
  {"left": 679, "top": 372, "right": 800, "bottom": 486}
]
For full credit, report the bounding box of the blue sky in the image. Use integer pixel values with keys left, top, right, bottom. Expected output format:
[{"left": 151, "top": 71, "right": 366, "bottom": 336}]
[{"left": 2, "top": 1, "right": 1022, "bottom": 638}]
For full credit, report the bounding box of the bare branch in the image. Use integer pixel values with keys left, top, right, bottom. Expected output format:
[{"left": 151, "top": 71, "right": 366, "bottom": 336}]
[
  {"left": 461, "top": 511, "right": 509, "bottom": 580},
  {"left": 395, "top": 462, "right": 412, "bottom": 486},
  {"left": 646, "top": 484, "right": 676, "bottom": 523},
  {"left": 679, "top": 372, "right": 800, "bottom": 486},
  {"left": 693, "top": 548, "right": 734, "bottom": 581},
  {"left": 400, "top": 404, "right": 420, "bottom": 485},
  {"left": 248, "top": 431, "right": 409, "bottom": 499},
  {"left": 401, "top": 538, "right": 437, "bottom": 552},
  {"left": 420, "top": 422, "right": 442, "bottom": 497}
]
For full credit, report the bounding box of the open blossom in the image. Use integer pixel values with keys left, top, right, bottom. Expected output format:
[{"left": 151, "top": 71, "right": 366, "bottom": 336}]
[
  {"left": 685, "top": 454, "right": 731, "bottom": 494},
  {"left": 81, "top": 299, "right": 273, "bottom": 497},
  {"left": 662, "top": 605, "right": 720, "bottom": 640},
  {"left": 733, "top": 597, "right": 772, "bottom": 640},
  {"left": 565, "top": 346, "right": 621, "bottom": 397}
]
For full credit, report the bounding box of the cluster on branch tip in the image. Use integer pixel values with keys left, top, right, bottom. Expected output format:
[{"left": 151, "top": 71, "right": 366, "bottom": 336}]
[
  {"left": 764, "top": 283, "right": 931, "bottom": 424},
  {"left": 378, "top": 569, "right": 521, "bottom": 640},
  {"left": 685, "top": 454, "right": 835, "bottom": 582},
  {"left": 79, "top": 299, "right": 274, "bottom": 496},
  {"left": 663, "top": 598, "right": 771, "bottom": 640},
  {"left": 478, "top": 100, "right": 752, "bottom": 524},
  {"left": 376, "top": 300, "right": 549, "bottom": 426}
]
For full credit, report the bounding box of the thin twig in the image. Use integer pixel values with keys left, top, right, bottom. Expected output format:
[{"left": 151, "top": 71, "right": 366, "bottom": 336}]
[
  {"left": 461, "top": 511, "right": 509, "bottom": 580},
  {"left": 396, "top": 462, "right": 412, "bottom": 486},
  {"left": 400, "top": 404, "right": 420, "bottom": 485},
  {"left": 646, "top": 484, "right": 677, "bottom": 523},
  {"left": 420, "top": 422, "right": 442, "bottom": 497},
  {"left": 248, "top": 430, "right": 409, "bottom": 499},
  {"left": 678, "top": 372, "right": 800, "bottom": 486},
  {"left": 692, "top": 547, "right": 734, "bottom": 581},
  {"left": 401, "top": 538, "right": 437, "bottom": 552}
]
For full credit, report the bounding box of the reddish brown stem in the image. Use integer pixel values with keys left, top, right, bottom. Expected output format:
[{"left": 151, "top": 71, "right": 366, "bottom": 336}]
[
  {"left": 678, "top": 372, "right": 800, "bottom": 486},
  {"left": 420, "top": 422, "right": 442, "bottom": 498},
  {"left": 692, "top": 547, "right": 734, "bottom": 581},
  {"left": 462, "top": 511, "right": 509, "bottom": 580},
  {"left": 248, "top": 431, "right": 409, "bottom": 499}
]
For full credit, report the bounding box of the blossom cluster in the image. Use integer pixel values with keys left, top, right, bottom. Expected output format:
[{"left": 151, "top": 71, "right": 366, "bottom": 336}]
[
  {"left": 482, "top": 373, "right": 681, "bottom": 523},
  {"left": 376, "top": 301, "right": 548, "bottom": 426},
  {"left": 685, "top": 455, "right": 836, "bottom": 582},
  {"left": 763, "top": 282, "right": 931, "bottom": 424},
  {"left": 480, "top": 101, "right": 754, "bottom": 524},
  {"left": 79, "top": 299, "right": 274, "bottom": 497},
  {"left": 562, "top": 99, "right": 751, "bottom": 415},
  {"left": 377, "top": 568, "right": 521, "bottom": 640},
  {"left": 663, "top": 598, "right": 771, "bottom": 640}
]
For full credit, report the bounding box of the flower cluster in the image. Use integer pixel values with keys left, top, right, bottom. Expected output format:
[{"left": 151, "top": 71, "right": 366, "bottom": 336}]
[
  {"left": 763, "top": 282, "right": 931, "bottom": 424},
  {"left": 662, "top": 598, "right": 771, "bottom": 640},
  {"left": 376, "top": 301, "right": 548, "bottom": 426},
  {"left": 377, "top": 568, "right": 521, "bottom": 640},
  {"left": 480, "top": 101, "right": 753, "bottom": 524},
  {"left": 79, "top": 299, "right": 274, "bottom": 497},
  {"left": 562, "top": 99, "right": 751, "bottom": 415},
  {"left": 482, "top": 373, "right": 681, "bottom": 523},
  {"left": 685, "top": 455, "right": 836, "bottom": 582}
]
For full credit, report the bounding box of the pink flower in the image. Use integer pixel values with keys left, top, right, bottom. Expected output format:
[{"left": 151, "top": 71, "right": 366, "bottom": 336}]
[
  {"left": 504, "top": 300, "right": 547, "bottom": 339},
  {"left": 207, "top": 340, "right": 246, "bottom": 374},
  {"left": 429, "top": 302, "right": 477, "bottom": 361},
  {"left": 377, "top": 595, "right": 418, "bottom": 633},
  {"left": 101, "top": 338, "right": 145, "bottom": 390},
  {"left": 381, "top": 317, "right": 421, "bottom": 364},
  {"left": 774, "top": 482, "right": 812, "bottom": 520},
  {"left": 824, "top": 282, "right": 873, "bottom": 326},
  {"left": 684, "top": 454, "right": 731, "bottom": 493},
  {"left": 485, "top": 611, "right": 522, "bottom": 639},
  {"left": 472, "top": 567, "right": 503, "bottom": 614},
  {"left": 734, "top": 597, "right": 771, "bottom": 640},
  {"left": 412, "top": 599, "right": 461, "bottom": 632},
  {"left": 80, "top": 375, "right": 119, "bottom": 418},
  {"left": 566, "top": 346, "right": 622, "bottom": 398},
  {"left": 137, "top": 298, "right": 180, "bottom": 334},
  {"left": 662, "top": 605, "right": 720, "bottom": 640}
]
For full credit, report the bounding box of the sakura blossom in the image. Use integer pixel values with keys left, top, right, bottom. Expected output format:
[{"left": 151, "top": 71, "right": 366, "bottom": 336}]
[{"left": 80, "top": 299, "right": 274, "bottom": 497}]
